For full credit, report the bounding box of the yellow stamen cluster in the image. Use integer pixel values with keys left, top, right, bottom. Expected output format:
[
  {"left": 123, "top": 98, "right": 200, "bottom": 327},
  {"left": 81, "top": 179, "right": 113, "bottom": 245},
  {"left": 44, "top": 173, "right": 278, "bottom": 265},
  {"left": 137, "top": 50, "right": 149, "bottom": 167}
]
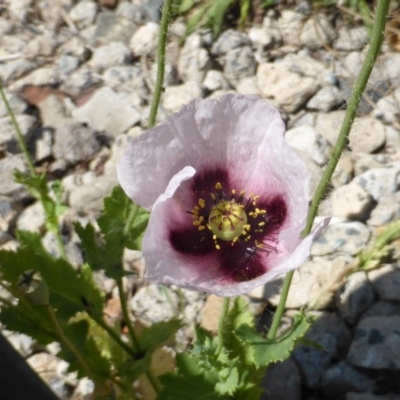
[{"left": 190, "top": 182, "right": 267, "bottom": 250}]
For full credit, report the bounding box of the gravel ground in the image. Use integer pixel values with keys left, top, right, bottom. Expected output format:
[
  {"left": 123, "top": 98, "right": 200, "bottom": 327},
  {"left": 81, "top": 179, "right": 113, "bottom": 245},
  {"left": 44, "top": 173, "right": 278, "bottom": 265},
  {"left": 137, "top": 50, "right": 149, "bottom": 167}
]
[{"left": 1, "top": 0, "right": 400, "bottom": 399}]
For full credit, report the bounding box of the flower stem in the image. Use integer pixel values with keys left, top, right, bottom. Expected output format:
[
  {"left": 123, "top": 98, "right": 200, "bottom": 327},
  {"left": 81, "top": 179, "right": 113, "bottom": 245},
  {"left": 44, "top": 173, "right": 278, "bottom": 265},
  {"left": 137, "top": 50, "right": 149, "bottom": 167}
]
[
  {"left": 148, "top": 0, "right": 173, "bottom": 128},
  {"left": 0, "top": 81, "right": 35, "bottom": 176},
  {"left": 216, "top": 297, "right": 230, "bottom": 354},
  {"left": 116, "top": 279, "right": 142, "bottom": 352},
  {"left": 267, "top": 0, "right": 390, "bottom": 341},
  {"left": 46, "top": 303, "right": 110, "bottom": 396}
]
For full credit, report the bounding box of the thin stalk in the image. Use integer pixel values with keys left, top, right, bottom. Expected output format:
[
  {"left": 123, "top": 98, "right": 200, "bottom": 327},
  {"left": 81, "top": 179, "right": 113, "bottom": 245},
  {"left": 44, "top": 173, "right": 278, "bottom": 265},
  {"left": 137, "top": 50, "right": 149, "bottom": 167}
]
[
  {"left": 267, "top": 0, "right": 390, "bottom": 341},
  {"left": 92, "top": 314, "right": 162, "bottom": 393},
  {"left": 116, "top": 279, "right": 142, "bottom": 352},
  {"left": 148, "top": 0, "right": 174, "bottom": 128},
  {"left": 216, "top": 297, "right": 230, "bottom": 354},
  {"left": 0, "top": 82, "right": 35, "bottom": 175},
  {"left": 46, "top": 304, "right": 110, "bottom": 396}
]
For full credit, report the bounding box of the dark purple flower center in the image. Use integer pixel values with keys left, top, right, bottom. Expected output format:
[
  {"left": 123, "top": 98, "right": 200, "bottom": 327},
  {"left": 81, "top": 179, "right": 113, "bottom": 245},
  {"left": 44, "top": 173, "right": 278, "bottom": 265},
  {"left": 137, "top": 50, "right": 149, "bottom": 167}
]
[{"left": 169, "top": 168, "right": 287, "bottom": 283}]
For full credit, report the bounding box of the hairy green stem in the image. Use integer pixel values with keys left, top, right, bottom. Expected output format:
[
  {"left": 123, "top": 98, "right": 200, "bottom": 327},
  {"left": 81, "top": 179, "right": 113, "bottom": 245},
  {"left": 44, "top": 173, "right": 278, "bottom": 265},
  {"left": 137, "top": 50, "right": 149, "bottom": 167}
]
[
  {"left": 148, "top": 0, "right": 173, "bottom": 128},
  {"left": 267, "top": 0, "right": 390, "bottom": 341},
  {"left": 216, "top": 297, "right": 230, "bottom": 354},
  {"left": 46, "top": 304, "right": 110, "bottom": 395},
  {"left": 116, "top": 279, "right": 142, "bottom": 352},
  {"left": 92, "top": 314, "right": 162, "bottom": 394},
  {"left": 0, "top": 82, "right": 35, "bottom": 175}
]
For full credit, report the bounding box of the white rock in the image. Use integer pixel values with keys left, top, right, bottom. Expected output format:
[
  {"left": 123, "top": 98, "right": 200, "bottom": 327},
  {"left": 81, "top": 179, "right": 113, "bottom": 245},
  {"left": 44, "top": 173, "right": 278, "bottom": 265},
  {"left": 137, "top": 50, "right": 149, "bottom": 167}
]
[
  {"left": 72, "top": 87, "right": 140, "bottom": 136},
  {"left": 384, "top": 125, "right": 400, "bottom": 155},
  {"left": 211, "top": 29, "right": 250, "bottom": 56},
  {"left": 16, "top": 201, "right": 45, "bottom": 233},
  {"left": 0, "top": 60, "right": 37, "bottom": 83},
  {"left": 0, "top": 90, "right": 27, "bottom": 118},
  {"left": 367, "top": 193, "right": 400, "bottom": 226},
  {"left": 0, "top": 154, "right": 29, "bottom": 200},
  {"left": 248, "top": 25, "right": 281, "bottom": 48},
  {"left": 314, "top": 113, "right": 386, "bottom": 153},
  {"left": 69, "top": 175, "right": 119, "bottom": 212},
  {"left": 352, "top": 153, "right": 395, "bottom": 176},
  {"left": 162, "top": 81, "right": 203, "bottom": 113},
  {"left": 307, "top": 85, "right": 342, "bottom": 112},
  {"left": 335, "top": 26, "right": 368, "bottom": 51},
  {"left": 224, "top": 46, "right": 256, "bottom": 86},
  {"left": 300, "top": 14, "right": 336, "bottom": 48},
  {"left": 89, "top": 41, "right": 131, "bottom": 72},
  {"left": 129, "top": 21, "right": 159, "bottom": 56},
  {"left": 331, "top": 183, "right": 374, "bottom": 221},
  {"left": 332, "top": 153, "right": 354, "bottom": 187},
  {"left": 285, "top": 125, "right": 330, "bottom": 165},
  {"left": 10, "top": 67, "right": 60, "bottom": 90},
  {"left": 0, "top": 114, "right": 36, "bottom": 149},
  {"left": 236, "top": 76, "right": 260, "bottom": 95},
  {"left": 277, "top": 10, "right": 305, "bottom": 47},
  {"left": 257, "top": 63, "right": 319, "bottom": 113},
  {"left": 103, "top": 66, "right": 146, "bottom": 91},
  {"left": 69, "top": 0, "right": 97, "bottom": 30},
  {"left": 203, "top": 70, "right": 229, "bottom": 91},
  {"left": 178, "top": 33, "right": 211, "bottom": 83},
  {"left": 311, "top": 221, "right": 371, "bottom": 256},
  {"left": 372, "top": 94, "right": 400, "bottom": 124},
  {"left": 352, "top": 164, "right": 400, "bottom": 200}
]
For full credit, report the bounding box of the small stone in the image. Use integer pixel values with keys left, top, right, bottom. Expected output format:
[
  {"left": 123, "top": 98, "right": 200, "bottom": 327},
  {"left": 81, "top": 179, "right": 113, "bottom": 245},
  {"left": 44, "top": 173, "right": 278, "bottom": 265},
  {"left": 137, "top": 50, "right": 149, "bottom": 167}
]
[
  {"left": 315, "top": 113, "right": 386, "bottom": 153},
  {"left": 320, "top": 361, "right": 377, "bottom": 399},
  {"left": 16, "top": 201, "right": 45, "bottom": 233},
  {"left": 72, "top": 87, "right": 141, "bottom": 136},
  {"left": 335, "top": 271, "right": 376, "bottom": 325},
  {"left": 203, "top": 70, "right": 229, "bottom": 91},
  {"left": 60, "top": 68, "right": 102, "bottom": 97},
  {"left": 69, "top": 175, "right": 118, "bottom": 212},
  {"left": 293, "top": 313, "right": 351, "bottom": 389},
  {"left": 71, "top": 378, "right": 94, "bottom": 400},
  {"left": 92, "top": 11, "right": 139, "bottom": 46},
  {"left": 385, "top": 125, "right": 400, "bottom": 155},
  {"left": 24, "top": 33, "right": 58, "bottom": 58},
  {"left": 257, "top": 63, "right": 319, "bottom": 113},
  {"left": 331, "top": 183, "right": 374, "bottom": 221},
  {"left": 89, "top": 41, "right": 131, "bottom": 72},
  {"left": 352, "top": 154, "right": 395, "bottom": 176},
  {"left": 249, "top": 24, "right": 281, "bottom": 49},
  {"left": 347, "top": 316, "right": 400, "bottom": 370},
  {"left": 367, "top": 193, "right": 400, "bottom": 226},
  {"left": 352, "top": 164, "right": 400, "bottom": 201},
  {"left": 3, "top": 331, "right": 34, "bottom": 357},
  {"left": 69, "top": 0, "right": 98, "bottom": 30},
  {"left": 0, "top": 197, "right": 19, "bottom": 232},
  {"left": 335, "top": 26, "right": 368, "bottom": 51},
  {"left": 332, "top": 153, "right": 354, "bottom": 187},
  {"left": 178, "top": 33, "right": 211, "bottom": 83},
  {"left": 129, "top": 21, "right": 159, "bottom": 56},
  {"left": 373, "top": 94, "right": 400, "bottom": 124},
  {"left": 30, "top": 127, "right": 53, "bottom": 162},
  {"left": 0, "top": 90, "right": 27, "bottom": 118},
  {"left": 0, "top": 154, "right": 29, "bottom": 200},
  {"left": 264, "top": 256, "right": 351, "bottom": 309},
  {"left": 162, "top": 81, "right": 203, "bottom": 113},
  {"left": 277, "top": 10, "right": 305, "bottom": 47},
  {"left": 285, "top": 125, "right": 330, "bottom": 166},
  {"left": 311, "top": 221, "right": 371, "bottom": 256},
  {"left": 103, "top": 66, "right": 147, "bottom": 92},
  {"left": 261, "top": 359, "right": 301, "bottom": 400},
  {"left": 211, "top": 29, "right": 251, "bottom": 56},
  {"left": 200, "top": 294, "right": 224, "bottom": 332},
  {"left": 368, "top": 264, "right": 400, "bottom": 301},
  {"left": 307, "top": 85, "right": 342, "bottom": 112},
  {"left": 223, "top": 46, "right": 257, "bottom": 86},
  {"left": 0, "top": 60, "right": 38, "bottom": 83},
  {"left": 236, "top": 76, "right": 261, "bottom": 95},
  {"left": 57, "top": 55, "right": 80, "bottom": 76},
  {"left": 300, "top": 14, "right": 336, "bottom": 48},
  {"left": 54, "top": 123, "right": 102, "bottom": 165},
  {"left": 0, "top": 114, "right": 36, "bottom": 151},
  {"left": 11, "top": 67, "right": 60, "bottom": 90}
]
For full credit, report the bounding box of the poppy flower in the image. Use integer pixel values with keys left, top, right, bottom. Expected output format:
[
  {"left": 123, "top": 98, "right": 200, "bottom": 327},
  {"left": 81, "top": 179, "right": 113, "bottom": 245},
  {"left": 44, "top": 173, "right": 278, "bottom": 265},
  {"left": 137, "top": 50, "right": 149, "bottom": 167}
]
[{"left": 117, "top": 94, "right": 329, "bottom": 296}]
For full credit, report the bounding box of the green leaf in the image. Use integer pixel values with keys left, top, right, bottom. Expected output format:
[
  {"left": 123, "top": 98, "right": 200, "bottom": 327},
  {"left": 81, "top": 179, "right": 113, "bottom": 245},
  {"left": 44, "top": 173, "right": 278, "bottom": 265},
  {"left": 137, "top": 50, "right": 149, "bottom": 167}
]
[
  {"left": 235, "top": 313, "right": 311, "bottom": 367},
  {"left": 75, "top": 186, "right": 149, "bottom": 278},
  {"left": 157, "top": 354, "right": 231, "bottom": 400},
  {"left": 215, "top": 366, "right": 239, "bottom": 395},
  {"left": 177, "top": 0, "right": 196, "bottom": 13},
  {"left": 186, "top": 2, "right": 212, "bottom": 35},
  {"left": 0, "top": 231, "right": 104, "bottom": 321},
  {"left": 118, "top": 351, "right": 152, "bottom": 382},
  {"left": 140, "top": 319, "right": 182, "bottom": 351}
]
